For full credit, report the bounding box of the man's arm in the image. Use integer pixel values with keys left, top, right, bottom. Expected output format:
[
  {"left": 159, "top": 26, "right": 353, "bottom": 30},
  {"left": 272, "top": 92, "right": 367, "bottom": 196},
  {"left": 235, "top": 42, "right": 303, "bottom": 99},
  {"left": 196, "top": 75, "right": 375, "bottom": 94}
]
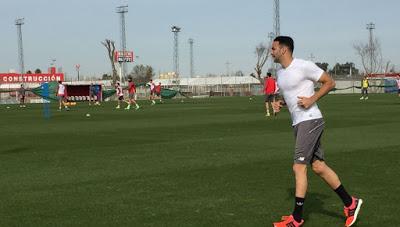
[
  {"left": 272, "top": 98, "right": 286, "bottom": 113},
  {"left": 297, "top": 72, "right": 336, "bottom": 109}
]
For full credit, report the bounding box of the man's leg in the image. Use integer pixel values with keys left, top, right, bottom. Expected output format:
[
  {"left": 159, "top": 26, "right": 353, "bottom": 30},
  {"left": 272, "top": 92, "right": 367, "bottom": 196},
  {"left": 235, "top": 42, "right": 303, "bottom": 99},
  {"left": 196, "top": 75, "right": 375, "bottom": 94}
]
[
  {"left": 311, "top": 160, "right": 343, "bottom": 189},
  {"left": 273, "top": 163, "right": 307, "bottom": 227},
  {"left": 116, "top": 98, "right": 121, "bottom": 109},
  {"left": 312, "top": 160, "right": 363, "bottom": 227},
  {"left": 292, "top": 163, "right": 307, "bottom": 222},
  {"left": 151, "top": 94, "right": 156, "bottom": 104},
  {"left": 272, "top": 96, "right": 277, "bottom": 116},
  {"left": 133, "top": 99, "right": 139, "bottom": 109},
  {"left": 273, "top": 121, "right": 313, "bottom": 227},
  {"left": 265, "top": 101, "right": 270, "bottom": 116},
  {"left": 63, "top": 97, "right": 69, "bottom": 110},
  {"left": 125, "top": 98, "right": 131, "bottom": 110}
]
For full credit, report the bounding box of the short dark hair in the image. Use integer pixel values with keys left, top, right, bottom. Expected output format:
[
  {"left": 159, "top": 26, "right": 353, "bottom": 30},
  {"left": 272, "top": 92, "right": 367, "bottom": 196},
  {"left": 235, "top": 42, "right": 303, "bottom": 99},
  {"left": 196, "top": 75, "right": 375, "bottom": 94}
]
[
  {"left": 267, "top": 72, "right": 272, "bottom": 77},
  {"left": 274, "top": 36, "right": 294, "bottom": 53}
]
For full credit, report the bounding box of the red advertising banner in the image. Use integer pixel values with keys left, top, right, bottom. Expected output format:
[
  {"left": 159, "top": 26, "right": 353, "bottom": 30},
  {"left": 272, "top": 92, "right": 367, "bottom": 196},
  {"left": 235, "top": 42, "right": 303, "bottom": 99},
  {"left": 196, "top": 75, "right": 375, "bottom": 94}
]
[
  {"left": 114, "top": 51, "right": 134, "bottom": 63},
  {"left": 0, "top": 73, "right": 64, "bottom": 84}
]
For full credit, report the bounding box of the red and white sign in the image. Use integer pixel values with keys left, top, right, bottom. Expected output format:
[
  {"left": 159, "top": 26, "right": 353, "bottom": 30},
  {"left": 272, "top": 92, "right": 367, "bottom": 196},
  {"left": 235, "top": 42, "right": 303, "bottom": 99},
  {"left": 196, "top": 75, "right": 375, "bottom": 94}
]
[
  {"left": 114, "top": 51, "right": 134, "bottom": 63},
  {"left": 0, "top": 73, "right": 64, "bottom": 84}
]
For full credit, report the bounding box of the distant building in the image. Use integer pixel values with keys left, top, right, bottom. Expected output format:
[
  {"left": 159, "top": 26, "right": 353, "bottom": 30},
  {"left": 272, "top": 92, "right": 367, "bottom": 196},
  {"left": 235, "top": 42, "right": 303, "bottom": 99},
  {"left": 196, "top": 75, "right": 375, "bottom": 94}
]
[{"left": 159, "top": 72, "right": 178, "bottom": 79}]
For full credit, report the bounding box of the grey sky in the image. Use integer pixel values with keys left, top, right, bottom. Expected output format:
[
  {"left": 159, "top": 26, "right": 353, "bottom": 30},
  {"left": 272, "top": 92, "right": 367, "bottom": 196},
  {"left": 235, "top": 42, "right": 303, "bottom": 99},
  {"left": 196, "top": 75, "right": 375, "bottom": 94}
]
[{"left": 0, "top": 0, "right": 398, "bottom": 78}]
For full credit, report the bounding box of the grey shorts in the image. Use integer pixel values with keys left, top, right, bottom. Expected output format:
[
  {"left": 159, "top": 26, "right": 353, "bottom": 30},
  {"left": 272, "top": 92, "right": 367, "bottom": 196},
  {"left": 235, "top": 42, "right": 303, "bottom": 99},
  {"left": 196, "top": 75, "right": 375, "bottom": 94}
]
[
  {"left": 129, "top": 93, "right": 135, "bottom": 99},
  {"left": 265, "top": 94, "right": 275, "bottom": 102},
  {"left": 293, "top": 118, "right": 325, "bottom": 164}
]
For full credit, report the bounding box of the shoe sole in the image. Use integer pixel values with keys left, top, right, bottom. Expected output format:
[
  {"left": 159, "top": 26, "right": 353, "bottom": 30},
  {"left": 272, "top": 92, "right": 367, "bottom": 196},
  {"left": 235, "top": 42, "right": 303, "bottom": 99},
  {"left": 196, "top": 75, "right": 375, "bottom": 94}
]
[
  {"left": 273, "top": 216, "right": 304, "bottom": 227},
  {"left": 347, "top": 199, "right": 363, "bottom": 226}
]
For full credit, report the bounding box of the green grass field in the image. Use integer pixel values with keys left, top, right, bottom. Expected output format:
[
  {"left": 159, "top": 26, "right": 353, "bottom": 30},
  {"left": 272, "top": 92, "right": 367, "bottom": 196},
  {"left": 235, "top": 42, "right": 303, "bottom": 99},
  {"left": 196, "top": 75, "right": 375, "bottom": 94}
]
[{"left": 1, "top": 94, "right": 399, "bottom": 226}]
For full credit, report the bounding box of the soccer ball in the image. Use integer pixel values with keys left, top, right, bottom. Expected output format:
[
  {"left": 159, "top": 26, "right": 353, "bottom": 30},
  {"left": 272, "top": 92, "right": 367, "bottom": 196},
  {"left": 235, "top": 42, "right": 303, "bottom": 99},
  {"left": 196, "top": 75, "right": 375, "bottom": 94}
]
[{"left": 86, "top": 113, "right": 91, "bottom": 117}]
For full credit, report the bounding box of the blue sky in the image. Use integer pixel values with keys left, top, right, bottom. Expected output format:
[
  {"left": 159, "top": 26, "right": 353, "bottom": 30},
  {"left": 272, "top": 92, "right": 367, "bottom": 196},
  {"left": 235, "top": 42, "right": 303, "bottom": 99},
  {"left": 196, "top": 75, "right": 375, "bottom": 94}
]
[{"left": 0, "top": 0, "right": 398, "bottom": 78}]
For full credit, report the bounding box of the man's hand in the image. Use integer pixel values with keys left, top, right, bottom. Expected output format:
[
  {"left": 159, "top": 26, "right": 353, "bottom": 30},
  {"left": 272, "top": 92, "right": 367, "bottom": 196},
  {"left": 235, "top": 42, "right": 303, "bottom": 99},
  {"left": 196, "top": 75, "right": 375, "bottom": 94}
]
[
  {"left": 297, "top": 72, "right": 335, "bottom": 109},
  {"left": 272, "top": 100, "right": 284, "bottom": 113},
  {"left": 297, "top": 96, "right": 316, "bottom": 109}
]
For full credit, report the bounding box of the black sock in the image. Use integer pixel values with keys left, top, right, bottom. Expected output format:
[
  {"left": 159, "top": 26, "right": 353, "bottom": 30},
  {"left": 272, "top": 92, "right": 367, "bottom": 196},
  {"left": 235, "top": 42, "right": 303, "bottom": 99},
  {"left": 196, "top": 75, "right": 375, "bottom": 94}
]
[
  {"left": 334, "top": 184, "right": 352, "bottom": 207},
  {"left": 292, "top": 197, "right": 305, "bottom": 222}
]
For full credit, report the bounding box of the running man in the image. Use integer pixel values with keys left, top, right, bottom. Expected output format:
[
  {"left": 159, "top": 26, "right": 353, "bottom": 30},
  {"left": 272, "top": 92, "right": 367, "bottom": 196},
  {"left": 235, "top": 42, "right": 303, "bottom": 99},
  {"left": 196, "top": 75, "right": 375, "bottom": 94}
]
[
  {"left": 360, "top": 76, "right": 369, "bottom": 100},
  {"left": 89, "top": 83, "right": 98, "bottom": 106},
  {"left": 270, "top": 36, "right": 362, "bottom": 227},
  {"left": 115, "top": 82, "right": 124, "bottom": 109},
  {"left": 155, "top": 82, "right": 162, "bottom": 103},
  {"left": 56, "top": 81, "right": 69, "bottom": 111},
  {"left": 18, "top": 84, "right": 26, "bottom": 108},
  {"left": 264, "top": 72, "right": 276, "bottom": 117},
  {"left": 126, "top": 77, "right": 140, "bottom": 110},
  {"left": 148, "top": 79, "right": 156, "bottom": 105}
]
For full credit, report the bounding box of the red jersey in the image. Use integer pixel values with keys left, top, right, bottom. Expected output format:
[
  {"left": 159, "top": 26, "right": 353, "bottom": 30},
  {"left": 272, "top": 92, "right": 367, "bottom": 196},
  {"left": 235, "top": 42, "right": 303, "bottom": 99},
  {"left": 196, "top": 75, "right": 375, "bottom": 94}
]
[
  {"left": 264, "top": 77, "right": 276, "bottom": 94},
  {"left": 128, "top": 81, "right": 136, "bottom": 94},
  {"left": 155, "top": 84, "right": 161, "bottom": 93}
]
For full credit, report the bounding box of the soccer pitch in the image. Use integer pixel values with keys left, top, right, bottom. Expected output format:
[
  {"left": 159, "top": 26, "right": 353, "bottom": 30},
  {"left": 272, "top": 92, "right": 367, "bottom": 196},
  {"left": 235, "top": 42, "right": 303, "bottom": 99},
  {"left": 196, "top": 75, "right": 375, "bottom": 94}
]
[{"left": 1, "top": 94, "right": 399, "bottom": 226}]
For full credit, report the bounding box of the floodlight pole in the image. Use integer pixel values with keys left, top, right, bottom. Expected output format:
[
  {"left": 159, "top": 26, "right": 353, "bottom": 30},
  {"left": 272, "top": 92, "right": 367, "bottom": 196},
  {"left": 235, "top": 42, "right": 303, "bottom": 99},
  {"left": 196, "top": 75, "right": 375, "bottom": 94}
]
[
  {"left": 116, "top": 5, "right": 128, "bottom": 81},
  {"left": 188, "top": 38, "right": 194, "bottom": 78},
  {"left": 273, "top": 0, "right": 280, "bottom": 37},
  {"left": 366, "top": 22, "right": 375, "bottom": 74},
  {"left": 15, "top": 18, "right": 25, "bottom": 83},
  {"left": 171, "top": 26, "right": 181, "bottom": 77}
]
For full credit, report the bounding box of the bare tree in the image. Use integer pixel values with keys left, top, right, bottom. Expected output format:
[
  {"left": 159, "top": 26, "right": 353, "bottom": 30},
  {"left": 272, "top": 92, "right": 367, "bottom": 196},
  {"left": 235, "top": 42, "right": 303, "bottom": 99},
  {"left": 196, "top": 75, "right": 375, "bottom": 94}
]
[
  {"left": 101, "top": 39, "right": 118, "bottom": 84},
  {"left": 353, "top": 38, "right": 383, "bottom": 75},
  {"left": 128, "top": 64, "right": 155, "bottom": 83},
  {"left": 382, "top": 60, "right": 396, "bottom": 74},
  {"left": 389, "top": 65, "right": 396, "bottom": 73},
  {"left": 251, "top": 42, "right": 270, "bottom": 84}
]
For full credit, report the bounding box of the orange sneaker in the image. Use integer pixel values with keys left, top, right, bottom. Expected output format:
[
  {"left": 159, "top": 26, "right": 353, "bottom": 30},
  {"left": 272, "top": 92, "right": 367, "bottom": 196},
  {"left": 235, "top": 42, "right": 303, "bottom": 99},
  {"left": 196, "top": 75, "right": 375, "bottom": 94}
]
[
  {"left": 344, "top": 197, "right": 363, "bottom": 226},
  {"left": 273, "top": 215, "right": 304, "bottom": 227}
]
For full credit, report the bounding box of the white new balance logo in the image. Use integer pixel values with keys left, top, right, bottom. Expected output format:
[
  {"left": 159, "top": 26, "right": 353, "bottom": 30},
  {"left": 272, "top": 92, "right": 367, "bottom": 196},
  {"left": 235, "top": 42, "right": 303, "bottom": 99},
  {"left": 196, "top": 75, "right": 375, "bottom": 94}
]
[{"left": 298, "top": 157, "right": 305, "bottom": 161}]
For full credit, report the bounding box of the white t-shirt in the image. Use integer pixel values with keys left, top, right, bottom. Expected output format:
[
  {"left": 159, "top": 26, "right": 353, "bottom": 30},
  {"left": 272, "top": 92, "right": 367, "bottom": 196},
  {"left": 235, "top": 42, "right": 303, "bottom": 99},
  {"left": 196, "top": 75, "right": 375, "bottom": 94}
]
[
  {"left": 276, "top": 58, "right": 324, "bottom": 126},
  {"left": 116, "top": 86, "right": 123, "bottom": 97},
  {"left": 148, "top": 82, "right": 155, "bottom": 91},
  {"left": 57, "top": 84, "right": 66, "bottom": 96},
  {"left": 274, "top": 81, "right": 279, "bottom": 94}
]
